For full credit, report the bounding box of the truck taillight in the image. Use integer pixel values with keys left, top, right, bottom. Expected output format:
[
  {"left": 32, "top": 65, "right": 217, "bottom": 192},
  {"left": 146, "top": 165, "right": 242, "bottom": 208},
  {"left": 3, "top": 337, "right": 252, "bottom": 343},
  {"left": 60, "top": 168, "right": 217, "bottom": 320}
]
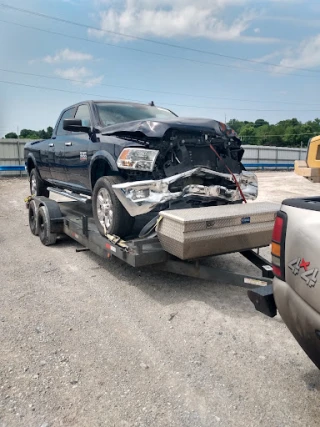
[{"left": 271, "top": 212, "right": 287, "bottom": 280}]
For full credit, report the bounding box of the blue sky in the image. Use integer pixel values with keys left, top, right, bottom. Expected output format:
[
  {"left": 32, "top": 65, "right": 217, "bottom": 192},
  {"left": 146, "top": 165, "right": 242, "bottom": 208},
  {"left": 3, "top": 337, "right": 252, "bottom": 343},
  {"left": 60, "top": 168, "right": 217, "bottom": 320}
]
[{"left": 1, "top": 0, "right": 320, "bottom": 136}]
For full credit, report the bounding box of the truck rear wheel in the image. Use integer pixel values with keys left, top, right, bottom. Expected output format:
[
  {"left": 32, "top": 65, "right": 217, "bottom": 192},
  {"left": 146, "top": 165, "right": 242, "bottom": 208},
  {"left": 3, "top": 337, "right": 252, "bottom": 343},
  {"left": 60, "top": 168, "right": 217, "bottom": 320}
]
[
  {"left": 30, "top": 168, "right": 49, "bottom": 198},
  {"left": 38, "top": 206, "right": 57, "bottom": 246},
  {"left": 29, "top": 199, "right": 39, "bottom": 236},
  {"left": 92, "top": 176, "right": 134, "bottom": 238}
]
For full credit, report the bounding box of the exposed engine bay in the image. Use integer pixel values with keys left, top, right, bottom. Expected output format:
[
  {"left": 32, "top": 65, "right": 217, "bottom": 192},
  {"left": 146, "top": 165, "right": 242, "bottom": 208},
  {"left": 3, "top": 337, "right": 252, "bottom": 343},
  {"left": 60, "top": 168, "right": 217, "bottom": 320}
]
[
  {"left": 110, "top": 127, "right": 244, "bottom": 179},
  {"left": 152, "top": 128, "right": 244, "bottom": 179},
  {"left": 102, "top": 118, "right": 257, "bottom": 216}
]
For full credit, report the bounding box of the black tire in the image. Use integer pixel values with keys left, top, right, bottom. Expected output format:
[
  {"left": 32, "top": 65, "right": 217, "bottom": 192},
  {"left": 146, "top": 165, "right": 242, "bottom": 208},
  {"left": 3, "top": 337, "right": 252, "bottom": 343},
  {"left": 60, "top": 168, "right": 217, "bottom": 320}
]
[
  {"left": 38, "top": 206, "right": 57, "bottom": 246},
  {"left": 30, "top": 168, "right": 49, "bottom": 197},
  {"left": 29, "top": 200, "right": 39, "bottom": 236},
  {"left": 92, "top": 176, "right": 134, "bottom": 238}
]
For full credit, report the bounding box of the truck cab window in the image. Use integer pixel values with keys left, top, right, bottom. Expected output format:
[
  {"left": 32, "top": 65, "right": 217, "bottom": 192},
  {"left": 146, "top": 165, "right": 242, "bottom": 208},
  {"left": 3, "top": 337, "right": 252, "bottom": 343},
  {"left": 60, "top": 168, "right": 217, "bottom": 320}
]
[
  {"left": 75, "top": 104, "right": 91, "bottom": 127},
  {"left": 56, "top": 108, "right": 76, "bottom": 136}
]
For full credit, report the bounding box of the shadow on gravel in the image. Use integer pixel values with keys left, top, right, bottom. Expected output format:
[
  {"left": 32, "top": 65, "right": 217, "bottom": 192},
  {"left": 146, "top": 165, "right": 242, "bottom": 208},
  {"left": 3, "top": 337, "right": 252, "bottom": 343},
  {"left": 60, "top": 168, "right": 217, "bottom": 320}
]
[
  {"left": 49, "top": 237, "right": 279, "bottom": 321},
  {"left": 302, "top": 369, "right": 320, "bottom": 392}
]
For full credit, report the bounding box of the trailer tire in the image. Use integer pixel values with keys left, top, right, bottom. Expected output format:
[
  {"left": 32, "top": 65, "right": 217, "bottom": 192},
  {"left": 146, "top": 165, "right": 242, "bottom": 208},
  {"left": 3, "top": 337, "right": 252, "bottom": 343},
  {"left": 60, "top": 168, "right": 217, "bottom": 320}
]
[
  {"left": 30, "top": 168, "right": 49, "bottom": 198},
  {"left": 92, "top": 176, "right": 134, "bottom": 238},
  {"left": 29, "top": 199, "right": 39, "bottom": 236},
  {"left": 38, "top": 206, "right": 57, "bottom": 246}
]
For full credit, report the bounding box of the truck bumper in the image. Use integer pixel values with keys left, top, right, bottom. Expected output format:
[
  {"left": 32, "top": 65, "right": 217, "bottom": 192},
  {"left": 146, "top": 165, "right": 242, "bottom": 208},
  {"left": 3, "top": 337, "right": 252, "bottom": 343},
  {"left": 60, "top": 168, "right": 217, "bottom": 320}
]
[
  {"left": 112, "top": 167, "right": 258, "bottom": 217},
  {"left": 273, "top": 276, "right": 320, "bottom": 369}
]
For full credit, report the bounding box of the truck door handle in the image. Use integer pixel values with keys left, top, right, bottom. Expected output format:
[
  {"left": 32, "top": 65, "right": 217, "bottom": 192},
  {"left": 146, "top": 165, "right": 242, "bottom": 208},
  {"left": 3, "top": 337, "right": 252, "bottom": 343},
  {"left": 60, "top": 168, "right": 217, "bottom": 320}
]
[
  {"left": 65, "top": 142, "right": 72, "bottom": 146},
  {"left": 49, "top": 143, "right": 54, "bottom": 147}
]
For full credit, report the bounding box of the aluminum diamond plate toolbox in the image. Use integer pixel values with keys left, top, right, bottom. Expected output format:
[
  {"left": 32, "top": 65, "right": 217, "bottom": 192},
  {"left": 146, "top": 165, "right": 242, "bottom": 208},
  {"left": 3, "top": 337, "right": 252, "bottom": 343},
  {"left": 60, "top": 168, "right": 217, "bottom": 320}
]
[{"left": 156, "top": 202, "right": 279, "bottom": 260}]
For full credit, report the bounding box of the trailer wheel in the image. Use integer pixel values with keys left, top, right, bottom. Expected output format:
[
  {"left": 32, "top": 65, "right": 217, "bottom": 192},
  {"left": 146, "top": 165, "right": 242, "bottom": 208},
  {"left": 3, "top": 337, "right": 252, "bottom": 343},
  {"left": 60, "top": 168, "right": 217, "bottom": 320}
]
[
  {"left": 38, "top": 206, "right": 57, "bottom": 246},
  {"left": 28, "top": 199, "right": 39, "bottom": 236},
  {"left": 92, "top": 176, "right": 134, "bottom": 238},
  {"left": 30, "top": 168, "right": 49, "bottom": 197}
]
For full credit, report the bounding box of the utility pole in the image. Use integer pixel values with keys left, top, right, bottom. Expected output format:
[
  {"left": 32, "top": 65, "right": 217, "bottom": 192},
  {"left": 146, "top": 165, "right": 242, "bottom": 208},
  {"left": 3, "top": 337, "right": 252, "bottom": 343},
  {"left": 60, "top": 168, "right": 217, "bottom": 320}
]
[
  {"left": 225, "top": 113, "right": 227, "bottom": 125},
  {"left": 299, "top": 140, "right": 303, "bottom": 160},
  {"left": 17, "top": 126, "right": 20, "bottom": 139}
]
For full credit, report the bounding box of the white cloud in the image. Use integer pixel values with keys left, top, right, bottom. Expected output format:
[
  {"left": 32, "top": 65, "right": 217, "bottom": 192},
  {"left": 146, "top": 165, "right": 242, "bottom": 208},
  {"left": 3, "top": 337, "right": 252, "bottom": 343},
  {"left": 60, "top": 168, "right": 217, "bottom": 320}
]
[
  {"left": 54, "top": 67, "right": 104, "bottom": 87},
  {"left": 278, "top": 34, "right": 320, "bottom": 70},
  {"left": 43, "top": 49, "right": 93, "bottom": 64},
  {"left": 254, "top": 27, "right": 260, "bottom": 33},
  {"left": 251, "top": 34, "right": 320, "bottom": 75},
  {"left": 55, "top": 67, "right": 90, "bottom": 79},
  {"left": 253, "top": 50, "right": 283, "bottom": 63},
  {"left": 89, "top": 0, "right": 280, "bottom": 43}
]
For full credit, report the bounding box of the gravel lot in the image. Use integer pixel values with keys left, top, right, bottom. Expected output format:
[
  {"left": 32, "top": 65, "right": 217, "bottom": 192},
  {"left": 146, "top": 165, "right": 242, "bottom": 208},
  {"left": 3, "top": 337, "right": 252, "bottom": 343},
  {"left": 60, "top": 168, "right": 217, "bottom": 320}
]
[{"left": 1, "top": 172, "right": 320, "bottom": 427}]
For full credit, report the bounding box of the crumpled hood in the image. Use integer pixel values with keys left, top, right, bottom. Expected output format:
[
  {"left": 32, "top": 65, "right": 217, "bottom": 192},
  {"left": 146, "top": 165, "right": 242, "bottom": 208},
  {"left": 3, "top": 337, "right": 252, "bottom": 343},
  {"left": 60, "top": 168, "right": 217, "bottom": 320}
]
[{"left": 101, "top": 117, "right": 238, "bottom": 140}]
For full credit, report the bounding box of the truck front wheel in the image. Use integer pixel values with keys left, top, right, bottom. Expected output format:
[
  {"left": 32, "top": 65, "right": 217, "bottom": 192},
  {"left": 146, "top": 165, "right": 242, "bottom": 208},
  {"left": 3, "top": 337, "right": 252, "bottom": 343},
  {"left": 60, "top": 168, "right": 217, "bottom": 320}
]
[{"left": 92, "top": 176, "right": 134, "bottom": 238}]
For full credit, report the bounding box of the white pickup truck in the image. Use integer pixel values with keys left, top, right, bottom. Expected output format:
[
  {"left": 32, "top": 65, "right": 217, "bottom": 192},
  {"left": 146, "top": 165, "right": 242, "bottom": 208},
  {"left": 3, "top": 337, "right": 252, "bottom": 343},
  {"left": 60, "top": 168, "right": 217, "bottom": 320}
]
[
  {"left": 272, "top": 196, "right": 320, "bottom": 369},
  {"left": 273, "top": 135, "right": 320, "bottom": 368},
  {"left": 249, "top": 135, "right": 320, "bottom": 369}
]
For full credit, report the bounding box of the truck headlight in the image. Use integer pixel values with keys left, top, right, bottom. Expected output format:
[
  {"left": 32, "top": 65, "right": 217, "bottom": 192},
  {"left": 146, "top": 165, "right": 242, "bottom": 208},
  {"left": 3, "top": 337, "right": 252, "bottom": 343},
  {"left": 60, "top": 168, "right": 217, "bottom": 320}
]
[{"left": 117, "top": 148, "right": 159, "bottom": 172}]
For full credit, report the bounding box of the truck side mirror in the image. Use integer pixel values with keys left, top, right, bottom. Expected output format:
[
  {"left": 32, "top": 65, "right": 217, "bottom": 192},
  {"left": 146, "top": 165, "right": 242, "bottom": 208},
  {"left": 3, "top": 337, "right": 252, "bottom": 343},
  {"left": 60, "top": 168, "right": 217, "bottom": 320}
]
[{"left": 63, "top": 119, "right": 91, "bottom": 133}]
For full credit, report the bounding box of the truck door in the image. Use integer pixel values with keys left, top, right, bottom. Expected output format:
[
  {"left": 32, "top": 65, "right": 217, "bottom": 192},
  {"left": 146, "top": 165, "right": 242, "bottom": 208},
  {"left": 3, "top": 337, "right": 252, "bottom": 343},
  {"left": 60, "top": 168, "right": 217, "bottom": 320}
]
[
  {"left": 49, "top": 107, "right": 76, "bottom": 185},
  {"left": 63, "top": 104, "right": 92, "bottom": 191}
]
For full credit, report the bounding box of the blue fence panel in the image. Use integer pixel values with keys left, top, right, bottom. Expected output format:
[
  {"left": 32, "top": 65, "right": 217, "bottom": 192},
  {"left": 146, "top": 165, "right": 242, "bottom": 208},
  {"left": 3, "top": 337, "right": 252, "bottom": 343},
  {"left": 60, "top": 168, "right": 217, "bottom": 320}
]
[
  {"left": 244, "top": 163, "right": 294, "bottom": 170},
  {"left": 0, "top": 165, "right": 26, "bottom": 171}
]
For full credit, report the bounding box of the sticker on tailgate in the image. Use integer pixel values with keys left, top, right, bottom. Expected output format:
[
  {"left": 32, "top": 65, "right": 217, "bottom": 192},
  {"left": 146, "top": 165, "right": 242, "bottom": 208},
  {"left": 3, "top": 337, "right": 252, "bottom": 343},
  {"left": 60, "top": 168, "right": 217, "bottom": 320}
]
[{"left": 288, "top": 258, "right": 319, "bottom": 288}]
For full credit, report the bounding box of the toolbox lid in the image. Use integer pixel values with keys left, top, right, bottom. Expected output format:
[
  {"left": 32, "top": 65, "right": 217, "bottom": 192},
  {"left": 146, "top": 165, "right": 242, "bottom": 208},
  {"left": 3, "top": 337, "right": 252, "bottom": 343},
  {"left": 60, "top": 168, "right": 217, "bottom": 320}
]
[{"left": 160, "top": 202, "right": 280, "bottom": 225}]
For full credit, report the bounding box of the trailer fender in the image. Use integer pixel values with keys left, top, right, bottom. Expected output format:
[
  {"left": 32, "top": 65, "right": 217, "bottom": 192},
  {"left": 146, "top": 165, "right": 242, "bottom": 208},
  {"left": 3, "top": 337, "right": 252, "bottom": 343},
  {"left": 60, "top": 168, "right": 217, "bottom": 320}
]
[{"left": 31, "top": 197, "right": 64, "bottom": 234}]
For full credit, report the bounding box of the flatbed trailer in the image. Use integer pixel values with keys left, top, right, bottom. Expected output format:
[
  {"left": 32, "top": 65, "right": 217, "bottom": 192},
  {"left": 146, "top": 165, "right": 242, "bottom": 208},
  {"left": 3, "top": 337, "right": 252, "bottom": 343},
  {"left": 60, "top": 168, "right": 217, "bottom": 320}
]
[{"left": 26, "top": 195, "right": 277, "bottom": 318}]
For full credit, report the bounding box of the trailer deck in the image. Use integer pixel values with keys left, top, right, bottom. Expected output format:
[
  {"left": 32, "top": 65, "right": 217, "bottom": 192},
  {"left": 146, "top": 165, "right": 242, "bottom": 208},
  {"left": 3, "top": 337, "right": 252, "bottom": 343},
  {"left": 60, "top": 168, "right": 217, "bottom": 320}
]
[{"left": 27, "top": 196, "right": 278, "bottom": 317}]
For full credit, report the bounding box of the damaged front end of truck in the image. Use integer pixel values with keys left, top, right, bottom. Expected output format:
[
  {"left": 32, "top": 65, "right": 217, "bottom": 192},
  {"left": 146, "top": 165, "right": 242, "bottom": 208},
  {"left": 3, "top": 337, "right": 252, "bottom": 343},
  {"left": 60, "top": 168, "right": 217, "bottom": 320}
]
[
  {"left": 112, "top": 167, "right": 258, "bottom": 216},
  {"left": 101, "top": 117, "right": 258, "bottom": 216}
]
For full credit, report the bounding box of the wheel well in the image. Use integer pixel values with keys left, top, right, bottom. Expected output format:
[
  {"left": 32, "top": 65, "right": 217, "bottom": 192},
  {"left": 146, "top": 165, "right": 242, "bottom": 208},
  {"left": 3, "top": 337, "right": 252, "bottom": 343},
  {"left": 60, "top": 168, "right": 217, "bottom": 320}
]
[
  {"left": 91, "top": 159, "right": 116, "bottom": 189},
  {"left": 27, "top": 158, "right": 35, "bottom": 175}
]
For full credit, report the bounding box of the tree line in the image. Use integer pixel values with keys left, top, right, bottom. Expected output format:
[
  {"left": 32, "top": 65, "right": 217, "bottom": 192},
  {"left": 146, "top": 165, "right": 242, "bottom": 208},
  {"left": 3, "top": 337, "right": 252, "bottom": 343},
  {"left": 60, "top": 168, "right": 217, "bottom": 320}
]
[
  {"left": 3, "top": 118, "right": 320, "bottom": 147},
  {"left": 4, "top": 127, "right": 53, "bottom": 140},
  {"left": 227, "top": 118, "right": 320, "bottom": 147}
]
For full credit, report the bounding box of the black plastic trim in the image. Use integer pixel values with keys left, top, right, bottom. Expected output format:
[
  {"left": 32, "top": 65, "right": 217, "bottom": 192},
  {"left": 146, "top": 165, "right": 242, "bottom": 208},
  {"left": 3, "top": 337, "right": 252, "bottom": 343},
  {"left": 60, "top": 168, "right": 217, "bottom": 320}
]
[
  {"left": 282, "top": 197, "right": 320, "bottom": 212},
  {"left": 247, "top": 285, "right": 277, "bottom": 318}
]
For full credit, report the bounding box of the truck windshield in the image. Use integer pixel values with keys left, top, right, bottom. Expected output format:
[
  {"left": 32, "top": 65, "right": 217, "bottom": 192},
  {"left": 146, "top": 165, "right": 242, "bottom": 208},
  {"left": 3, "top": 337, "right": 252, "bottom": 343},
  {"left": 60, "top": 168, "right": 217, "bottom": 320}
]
[{"left": 95, "top": 103, "right": 177, "bottom": 126}]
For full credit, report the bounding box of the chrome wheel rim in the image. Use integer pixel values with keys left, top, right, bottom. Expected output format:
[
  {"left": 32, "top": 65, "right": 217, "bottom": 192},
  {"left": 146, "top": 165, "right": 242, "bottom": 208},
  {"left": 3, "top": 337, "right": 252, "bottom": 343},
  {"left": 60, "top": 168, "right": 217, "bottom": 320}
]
[
  {"left": 31, "top": 174, "right": 37, "bottom": 195},
  {"left": 97, "top": 188, "right": 113, "bottom": 231}
]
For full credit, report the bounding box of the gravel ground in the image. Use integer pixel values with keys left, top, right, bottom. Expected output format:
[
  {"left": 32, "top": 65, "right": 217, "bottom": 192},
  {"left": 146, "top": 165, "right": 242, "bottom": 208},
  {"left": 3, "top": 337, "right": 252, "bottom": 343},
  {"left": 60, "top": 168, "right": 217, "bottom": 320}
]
[{"left": 1, "top": 172, "right": 320, "bottom": 427}]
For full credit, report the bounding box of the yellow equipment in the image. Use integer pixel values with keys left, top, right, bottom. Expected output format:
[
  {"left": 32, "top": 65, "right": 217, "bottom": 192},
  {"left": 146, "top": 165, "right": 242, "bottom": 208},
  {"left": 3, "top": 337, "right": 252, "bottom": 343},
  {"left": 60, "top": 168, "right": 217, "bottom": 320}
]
[{"left": 295, "top": 135, "right": 320, "bottom": 182}]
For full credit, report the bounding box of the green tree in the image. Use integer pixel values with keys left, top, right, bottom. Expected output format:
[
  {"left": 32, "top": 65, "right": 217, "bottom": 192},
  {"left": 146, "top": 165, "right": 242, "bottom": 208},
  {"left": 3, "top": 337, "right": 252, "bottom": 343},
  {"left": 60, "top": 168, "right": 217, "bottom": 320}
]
[
  {"left": 46, "top": 126, "right": 53, "bottom": 138},
  {"left": 227, "top": 119, "right": 244, "bottom": 134},
  {"left": 239, "top": 124, "right": 256, "bottom": 144},
  {"left": 20, "top": 129, "right": 35, "bottom": 138},
  {"left": 254, "top": 124, "right": 270, "bottom": 145},
  {"left": 300, "top": 123, "right": 314, "bottom": 147},
  {"left": 264, "top": 125, "right": 284, "bottom": 146},
  {"left": 283, "top": 125, "right": 301, "bottom": 147},
  {"left": 254, "top": 119, "right": 269, "bottom": 128},
  {"left": 4, "top": 132, "right": 18, "bottom": 138},
  {"left": 38, "top": 129, "right": 47, "bottom": 139},
  {"left": 17, "top": 127, "right": 53, "bottom": 139}
]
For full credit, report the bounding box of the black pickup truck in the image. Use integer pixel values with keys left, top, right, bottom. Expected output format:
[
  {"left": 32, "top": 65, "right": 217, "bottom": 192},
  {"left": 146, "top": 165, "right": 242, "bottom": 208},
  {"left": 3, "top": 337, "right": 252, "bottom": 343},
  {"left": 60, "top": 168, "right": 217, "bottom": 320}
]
[{"left": 25, "top": 100, "right": 258, "bottom": 237}]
